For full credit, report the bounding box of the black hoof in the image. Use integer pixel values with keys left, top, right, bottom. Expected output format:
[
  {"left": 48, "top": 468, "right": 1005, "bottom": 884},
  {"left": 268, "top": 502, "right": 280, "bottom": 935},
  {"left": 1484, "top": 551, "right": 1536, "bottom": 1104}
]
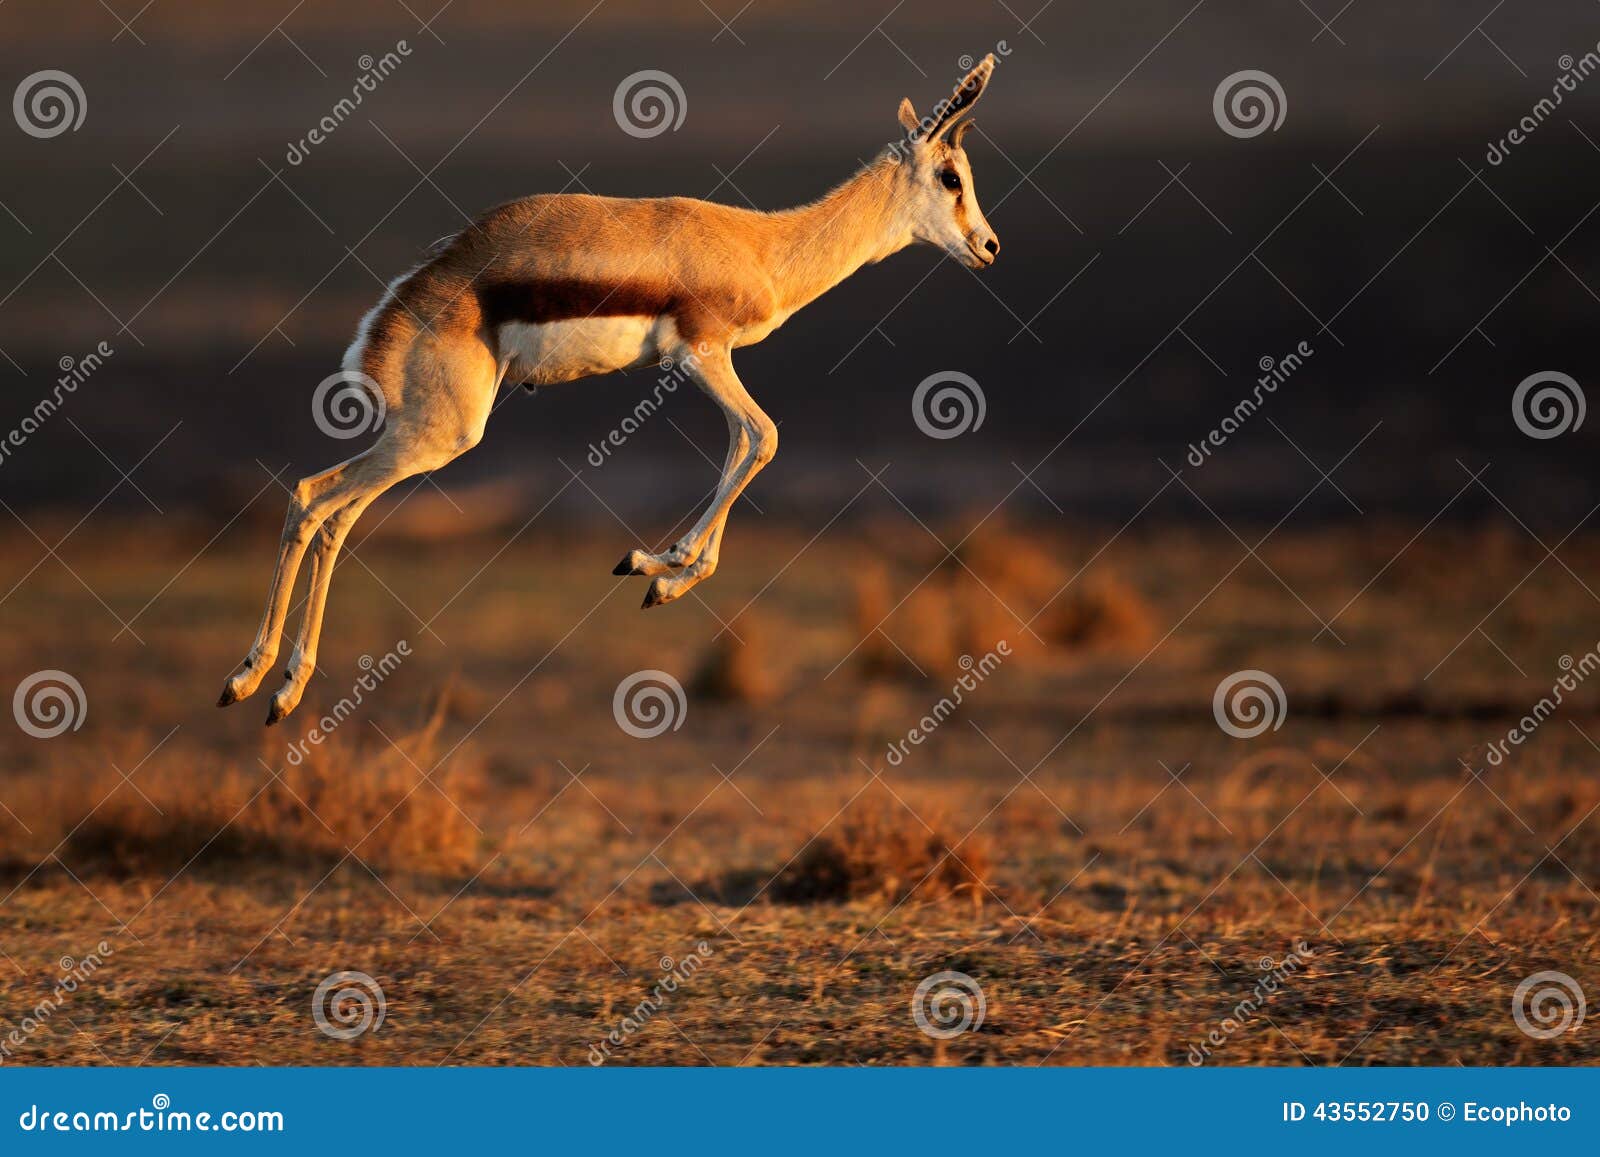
[
  {"left": 613, "top": 554, "right": 638, "bottom": 577},
  {"left": 217, "top": 685, "right": 239, "bottom": 708},
  {"left": 264, "top": 702, "right": 286, "bottom": 727}
]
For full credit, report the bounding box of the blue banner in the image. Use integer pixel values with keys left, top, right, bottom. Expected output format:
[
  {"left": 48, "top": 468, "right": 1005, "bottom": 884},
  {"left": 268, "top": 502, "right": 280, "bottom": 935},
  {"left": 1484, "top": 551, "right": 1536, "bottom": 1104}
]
[{"left": 1, "top": 1068, "right": 1595, "bottom": 1154}]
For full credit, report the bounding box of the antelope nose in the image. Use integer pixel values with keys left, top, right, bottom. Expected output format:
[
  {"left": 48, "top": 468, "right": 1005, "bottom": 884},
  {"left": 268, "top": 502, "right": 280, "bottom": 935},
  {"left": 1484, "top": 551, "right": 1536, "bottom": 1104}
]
[{"left": 984, "top": 237, "right": 1000, "bottom": 257}]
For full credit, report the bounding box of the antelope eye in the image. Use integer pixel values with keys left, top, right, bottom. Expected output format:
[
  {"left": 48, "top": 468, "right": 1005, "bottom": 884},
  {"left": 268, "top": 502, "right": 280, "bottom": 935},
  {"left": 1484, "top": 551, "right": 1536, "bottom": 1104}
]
[{"left": 939, "top": 169, "right": 962, "bottom": 193}]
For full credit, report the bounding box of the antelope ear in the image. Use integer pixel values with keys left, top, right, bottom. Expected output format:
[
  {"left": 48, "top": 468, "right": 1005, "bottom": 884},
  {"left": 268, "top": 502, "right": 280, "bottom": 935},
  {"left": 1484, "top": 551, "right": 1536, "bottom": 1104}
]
[
  {"left": 927, "top": 53, "right": 996, "bottom": 141},
  {"left": 897, "top": 97, "right": 919, "bottom": 134}
]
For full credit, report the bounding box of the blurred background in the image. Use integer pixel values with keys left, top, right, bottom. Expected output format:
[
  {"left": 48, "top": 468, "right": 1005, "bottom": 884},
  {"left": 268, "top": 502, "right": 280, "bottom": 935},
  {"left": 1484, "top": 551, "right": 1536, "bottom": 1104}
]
[{"left": 3, "top": 0, "right": 1599, "bottom": 526}]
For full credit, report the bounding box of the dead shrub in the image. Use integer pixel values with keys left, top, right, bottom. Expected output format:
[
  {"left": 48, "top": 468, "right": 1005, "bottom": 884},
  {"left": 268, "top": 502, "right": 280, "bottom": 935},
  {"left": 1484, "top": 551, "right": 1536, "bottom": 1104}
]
[
  {"left": 46, "top": 700, "right": 484, "bottom": 876},
  {"left": 772, "top": 799, "right": 990, "bottom": 905}
]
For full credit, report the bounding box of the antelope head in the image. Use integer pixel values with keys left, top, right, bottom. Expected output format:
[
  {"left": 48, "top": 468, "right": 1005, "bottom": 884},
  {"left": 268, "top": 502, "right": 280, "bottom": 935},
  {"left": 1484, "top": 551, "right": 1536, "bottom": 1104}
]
[{"left": 892, "top": 53, "right": 1001, "bottom": 270}]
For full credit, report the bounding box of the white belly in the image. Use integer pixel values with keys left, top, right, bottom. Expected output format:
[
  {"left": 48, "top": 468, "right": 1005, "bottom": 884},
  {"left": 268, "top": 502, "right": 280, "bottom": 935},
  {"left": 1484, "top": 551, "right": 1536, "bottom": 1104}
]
[{"left": 499, "top": 316, "right": 676, "bottom": 385}]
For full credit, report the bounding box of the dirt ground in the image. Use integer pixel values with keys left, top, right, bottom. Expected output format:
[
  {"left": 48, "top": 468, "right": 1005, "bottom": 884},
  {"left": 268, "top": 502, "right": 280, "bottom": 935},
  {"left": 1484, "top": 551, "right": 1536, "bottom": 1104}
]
[{"left": 1, "top": 507, "right": 1598, "bottom": 1065}]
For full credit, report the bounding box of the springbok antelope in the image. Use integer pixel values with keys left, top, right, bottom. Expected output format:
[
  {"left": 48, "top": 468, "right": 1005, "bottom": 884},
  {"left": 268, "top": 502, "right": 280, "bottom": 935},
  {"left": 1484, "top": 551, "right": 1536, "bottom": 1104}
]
[{"left": 220, "top": 54, "right": 1001, "bottom": 724}]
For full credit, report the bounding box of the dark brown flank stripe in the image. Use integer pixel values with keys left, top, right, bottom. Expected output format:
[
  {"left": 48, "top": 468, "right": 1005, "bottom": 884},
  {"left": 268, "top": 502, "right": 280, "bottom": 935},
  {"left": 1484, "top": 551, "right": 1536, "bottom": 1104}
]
[
  {"left": 477, "top": 275, "right": 771, "bottom": 351},
  {"left": 476, "top": 278, "right": 680, "bottom": 328}
]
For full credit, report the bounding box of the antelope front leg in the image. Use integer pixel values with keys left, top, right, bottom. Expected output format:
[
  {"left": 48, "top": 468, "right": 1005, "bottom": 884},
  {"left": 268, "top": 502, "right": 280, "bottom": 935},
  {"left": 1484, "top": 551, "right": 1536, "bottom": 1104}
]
[
  {"left": 613, "top": 520, "right": 720, "bottom": 579},
  {"left": 644, "top": 522, "right": 726, "bottom": 606},
  {"left": 614, "top": 409, "right": 748, "bottom": 579},
  {"left": 614, "top": 347, "right": 775, "bottom": 608}
]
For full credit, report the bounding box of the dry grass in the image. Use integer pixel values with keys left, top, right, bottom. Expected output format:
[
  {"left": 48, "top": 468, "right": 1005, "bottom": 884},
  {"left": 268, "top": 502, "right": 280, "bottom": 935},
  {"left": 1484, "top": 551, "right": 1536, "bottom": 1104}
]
[
  {"left": 9, "top": 703, "right": 485, "bottom": 877},
  {"left": 3, "top": 519, "right": 1599, "bottom": 1065}
]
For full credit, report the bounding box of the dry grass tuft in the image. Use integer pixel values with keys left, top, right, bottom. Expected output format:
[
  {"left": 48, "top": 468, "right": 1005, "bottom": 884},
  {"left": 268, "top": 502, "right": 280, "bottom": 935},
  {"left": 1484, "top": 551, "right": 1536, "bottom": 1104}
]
[
  {"left": 772, "top": 799, "right": 990, "bottom": 905},
  {"left": 853, "top": 523, "right": 1156, "bottom": 677},
  {"left": 691, "top": 614, "right": 778, "bottom": 704},
  {"left": 853, "top": 561, "right": 912, "bottom": 679},
  {"left": 952, "top": 524, "right": 1155, "bottom": 656},
  {"left": 1033, "top": 572, "right": 1156, "bottom": 653},
  {"left": 947, "top": 521, "right": 1062, "bottom": 597},
  {"left": 852, "top": 561, "right": 961, "bottom": 678},
  {"left": 34, "top": 702, "right": 485, "bottom": 876}
]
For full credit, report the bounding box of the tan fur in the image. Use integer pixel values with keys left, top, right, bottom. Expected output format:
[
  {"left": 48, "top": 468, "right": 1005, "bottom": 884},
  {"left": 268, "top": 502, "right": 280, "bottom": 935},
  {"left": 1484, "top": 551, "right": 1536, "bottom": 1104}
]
[{"left": 220, "top": 56, "right": 1001, "bottom": 725}]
